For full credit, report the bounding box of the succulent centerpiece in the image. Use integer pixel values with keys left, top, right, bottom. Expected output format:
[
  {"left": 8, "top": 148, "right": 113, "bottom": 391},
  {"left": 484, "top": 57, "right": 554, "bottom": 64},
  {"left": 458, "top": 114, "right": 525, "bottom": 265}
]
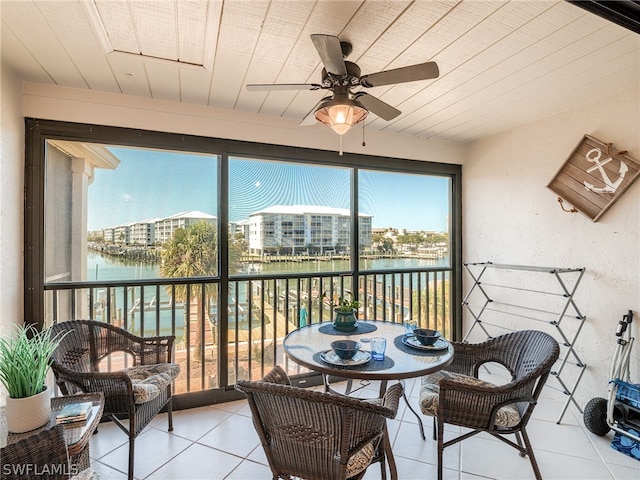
[{"left": 328, "top": 295, "right": 360, "bottom": 332}]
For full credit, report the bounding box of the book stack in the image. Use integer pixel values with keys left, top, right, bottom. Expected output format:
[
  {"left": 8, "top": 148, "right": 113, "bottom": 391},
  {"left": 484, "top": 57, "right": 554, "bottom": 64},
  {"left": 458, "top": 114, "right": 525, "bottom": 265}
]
[{"left": 55, "top": 401, "right": 93, "bottom": 427}]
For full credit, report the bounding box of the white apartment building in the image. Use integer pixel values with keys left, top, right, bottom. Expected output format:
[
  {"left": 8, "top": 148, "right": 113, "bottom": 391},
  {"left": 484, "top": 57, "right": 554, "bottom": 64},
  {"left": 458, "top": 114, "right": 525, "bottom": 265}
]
[
  {"left": 247, "top": 205, "right": 372, "bottom": 255},
  {"left": 129, "top": 218, "right": 160, "bottom": 246},
  {"left": 103, "top": 211, "right": 216, "bottom": 246},
  {"left": 113, "top": 223, "right": 132, "bottom": 245},
  {"left": 154, "top": 211, "right": 217, "bottom": 244},
  {"left": 230, "top": 219, "right": 251, "bottom": 241},
  {"left": 103, "top": 227, "right": 116, "bottom": 243}
]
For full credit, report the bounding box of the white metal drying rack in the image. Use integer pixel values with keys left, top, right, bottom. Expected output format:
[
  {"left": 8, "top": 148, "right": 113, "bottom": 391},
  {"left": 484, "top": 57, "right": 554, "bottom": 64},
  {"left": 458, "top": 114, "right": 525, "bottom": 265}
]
[{"left": 462, "top": 262, "right": 587, "bottom": 424}]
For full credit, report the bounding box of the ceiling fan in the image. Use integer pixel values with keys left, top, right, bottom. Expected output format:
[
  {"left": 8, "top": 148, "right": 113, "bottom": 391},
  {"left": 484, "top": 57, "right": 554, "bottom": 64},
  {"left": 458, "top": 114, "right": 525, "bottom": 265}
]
[{"left": 246, "top": 34, "right": 440, "bottom": 136}]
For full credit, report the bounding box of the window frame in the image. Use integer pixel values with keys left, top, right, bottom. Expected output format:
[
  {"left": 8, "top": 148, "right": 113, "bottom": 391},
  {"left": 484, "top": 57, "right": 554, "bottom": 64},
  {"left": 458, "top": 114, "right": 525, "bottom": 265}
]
[{"left": 24, "top": 117, "right": 463, "bottom": 340}]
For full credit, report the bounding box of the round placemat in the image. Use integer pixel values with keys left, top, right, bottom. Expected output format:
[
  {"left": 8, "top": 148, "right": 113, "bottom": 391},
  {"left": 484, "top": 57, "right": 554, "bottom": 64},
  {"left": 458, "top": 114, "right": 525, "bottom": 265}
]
[
  {"left": 313, "top": 351, "right": 394, "bottom": 371},
  {"left": 393, "top": 334, "right": 450, "bottom": 356},
  {"left": 318, "top": 322, "right": 378, "bottom": 336}
]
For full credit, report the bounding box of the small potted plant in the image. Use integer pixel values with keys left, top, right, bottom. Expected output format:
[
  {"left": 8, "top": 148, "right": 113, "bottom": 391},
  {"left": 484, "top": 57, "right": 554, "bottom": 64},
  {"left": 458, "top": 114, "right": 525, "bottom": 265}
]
[
  {"left": 0, "top": 323, "right": 67, "bottom": 433},
  {"left": 324, "top": 293, "right": 360, "bottom": 332}
]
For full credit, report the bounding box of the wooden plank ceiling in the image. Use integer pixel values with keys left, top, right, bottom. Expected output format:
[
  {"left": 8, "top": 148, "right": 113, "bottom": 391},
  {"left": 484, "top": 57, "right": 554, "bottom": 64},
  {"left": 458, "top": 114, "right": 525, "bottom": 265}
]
[{"left": 1, "top": 0, "right": 638, "bottom": 143}]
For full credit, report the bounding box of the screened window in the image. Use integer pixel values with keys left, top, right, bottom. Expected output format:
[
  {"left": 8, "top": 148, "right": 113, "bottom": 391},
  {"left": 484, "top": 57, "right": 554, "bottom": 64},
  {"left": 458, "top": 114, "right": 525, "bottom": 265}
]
[
  {"left": 358, "top": 170, "right": 451, "bottom": 269},
  {"left": 25, "top": 119, "right": 462, "bottom": 405}
]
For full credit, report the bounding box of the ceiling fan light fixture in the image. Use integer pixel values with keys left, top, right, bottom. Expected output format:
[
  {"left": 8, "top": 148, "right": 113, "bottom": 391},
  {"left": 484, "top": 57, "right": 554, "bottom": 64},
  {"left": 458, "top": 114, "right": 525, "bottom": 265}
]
[{"left": 314, "top": 97, "right": 368, "bottom": 135}]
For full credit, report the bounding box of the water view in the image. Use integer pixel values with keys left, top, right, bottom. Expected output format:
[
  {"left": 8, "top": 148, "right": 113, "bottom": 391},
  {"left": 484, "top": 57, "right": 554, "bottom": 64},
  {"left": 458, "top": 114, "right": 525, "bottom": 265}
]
[
  {"left": 86, "top": 252, "right": 450, "bottom": 340},
  {"left": 88, "top": 252, "right": 450, "bottom": 280}
]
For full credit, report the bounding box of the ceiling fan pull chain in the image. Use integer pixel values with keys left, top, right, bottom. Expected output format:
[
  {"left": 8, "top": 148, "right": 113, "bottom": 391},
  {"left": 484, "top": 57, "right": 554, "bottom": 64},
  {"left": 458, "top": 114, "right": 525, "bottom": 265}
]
[
  {"left": 339, "top": 135, "right": 343, "bottom": 156},
  {"left": 362, "top": 119, "right": 366, "bottom": 147}
]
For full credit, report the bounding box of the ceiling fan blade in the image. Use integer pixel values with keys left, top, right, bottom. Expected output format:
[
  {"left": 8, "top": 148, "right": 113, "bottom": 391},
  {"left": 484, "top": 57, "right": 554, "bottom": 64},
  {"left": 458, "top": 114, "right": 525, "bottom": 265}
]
[
  {"left": 360, "top": 62, "right": 439, "bottom": 88},
  {"left": 246, "top": 83, "right": 322, "bottom": 92},
  {"left": 355, "top": 93, "right": 401, "bottom": 121},
  {"left": 300, "top": 97, "right": 331, "bottom": 126},
  {"left": 310, "top": 34, "right": 347, "bottom": 77}
]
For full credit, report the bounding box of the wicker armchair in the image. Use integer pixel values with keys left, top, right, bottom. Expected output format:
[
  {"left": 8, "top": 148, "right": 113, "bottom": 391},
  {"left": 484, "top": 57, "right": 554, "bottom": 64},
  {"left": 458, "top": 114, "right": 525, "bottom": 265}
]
[
  {"left": 235, "top": 366, "right": 403, "bottom": 480},
  {"left": 1, "top": 425, "right": 69, "bottom": 480},
  {"left": 419, "top": 330, "right": 560, "bottom": 480},
  {"left": 50, "top": 320, "right": 180, "bottom": 480}
]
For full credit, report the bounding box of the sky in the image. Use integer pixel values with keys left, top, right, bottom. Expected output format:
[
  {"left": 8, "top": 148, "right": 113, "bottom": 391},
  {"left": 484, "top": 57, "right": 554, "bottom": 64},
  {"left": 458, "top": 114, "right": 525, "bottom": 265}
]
[{"left": 87, "top": 146, "right": 450, "bottom": 232}]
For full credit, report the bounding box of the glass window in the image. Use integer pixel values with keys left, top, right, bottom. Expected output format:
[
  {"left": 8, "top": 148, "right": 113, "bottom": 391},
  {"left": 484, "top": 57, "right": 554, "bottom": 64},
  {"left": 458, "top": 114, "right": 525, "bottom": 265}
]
[
  {"left": 26, "top": 119, "right": 461, "bottom": 403},
  {"left": 358, "top": 170, "right": 450, "bottom": 270},
  {"left": 44, "top": 142, "right": 219, "bottom": 283},
  {"left": 229, "top": 157, "right": 351, "bottom": 274}
]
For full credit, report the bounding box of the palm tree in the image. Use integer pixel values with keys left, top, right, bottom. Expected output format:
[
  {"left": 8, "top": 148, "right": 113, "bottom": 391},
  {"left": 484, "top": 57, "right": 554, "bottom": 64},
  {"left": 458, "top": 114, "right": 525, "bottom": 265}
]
[{"left": 160, "top": 221, "right": 217, "bottom": 361}]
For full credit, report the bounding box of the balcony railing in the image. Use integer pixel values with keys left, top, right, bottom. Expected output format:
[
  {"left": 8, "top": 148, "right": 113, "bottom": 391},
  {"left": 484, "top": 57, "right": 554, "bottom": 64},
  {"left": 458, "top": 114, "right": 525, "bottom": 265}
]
[{"left": 44, "top": 267, "right": 452, "bottom": 398}]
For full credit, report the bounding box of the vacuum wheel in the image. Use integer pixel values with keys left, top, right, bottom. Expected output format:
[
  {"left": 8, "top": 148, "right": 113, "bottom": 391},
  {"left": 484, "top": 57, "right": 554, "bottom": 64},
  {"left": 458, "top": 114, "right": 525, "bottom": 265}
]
[{"left": 584, "top": 397, "right": 610, "bottom": 436}]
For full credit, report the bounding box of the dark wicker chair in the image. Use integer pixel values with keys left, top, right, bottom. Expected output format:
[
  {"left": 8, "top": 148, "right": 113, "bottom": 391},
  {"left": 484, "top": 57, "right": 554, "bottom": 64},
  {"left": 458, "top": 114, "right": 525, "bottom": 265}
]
[
  {"left": 235, "top": 366, "right": 403, "bottom": 480},
  {"left": 419, "top": 329, "right": 560, "bottom": 480},
  {"left": 1, "top": 425, "right": 69, "bottom": 480},
  {"left": 50, "top": 320, "right": 179, "bottom": 480}
]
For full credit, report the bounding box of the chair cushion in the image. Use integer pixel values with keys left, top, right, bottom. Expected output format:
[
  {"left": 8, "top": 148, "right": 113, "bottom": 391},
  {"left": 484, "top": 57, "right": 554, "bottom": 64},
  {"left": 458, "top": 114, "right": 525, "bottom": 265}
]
[
  {"left": 123, "top": 363, "right": 180, "bottom": 404},
  {"left": 419, "top": 371, "right": 521, "bottom": 428},
  {"left": 346, "top": 442, "right": 375, "bottom": 478}
]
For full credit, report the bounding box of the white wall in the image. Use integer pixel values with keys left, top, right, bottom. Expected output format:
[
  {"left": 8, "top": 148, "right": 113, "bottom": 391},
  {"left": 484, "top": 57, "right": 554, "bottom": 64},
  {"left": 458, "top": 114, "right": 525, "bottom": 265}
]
[
  {"left": 0, "top": 62, "right": 24, "bottom": 334},
  {"left": 22, "top": 82, "right": 465, "bottom": 165},
  {"left": 463, "top": 87, "right": 639, "bottom": 407},
  {"left": 0, "top": 62, "right": 25, "bottom": 405}
]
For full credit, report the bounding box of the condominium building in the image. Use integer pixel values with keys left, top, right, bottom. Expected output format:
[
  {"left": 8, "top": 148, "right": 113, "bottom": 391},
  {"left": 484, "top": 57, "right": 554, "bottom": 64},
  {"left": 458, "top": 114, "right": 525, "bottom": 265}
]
[
  {"left": 129, "top": 218, "right": 160, "bottom": 246},
  {"left": 154, "top": 211, "right": 217, "bottom": 244},
  {"left": 247, "top": 205, "right": 372, "bottom": 255},
  {"left": 103, "top": 211, "right": 216, "bottom": 246}
]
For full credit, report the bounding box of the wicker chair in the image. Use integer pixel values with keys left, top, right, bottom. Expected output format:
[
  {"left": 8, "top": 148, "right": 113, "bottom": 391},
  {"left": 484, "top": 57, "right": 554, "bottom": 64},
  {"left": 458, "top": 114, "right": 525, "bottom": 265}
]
[
  {"left": 235, "top": 366, "right": 403, "bottom": 480},
  {"left": 419, "top": 330, "right": 560, "bottom": 480},
  {"left": 50, "top": 320, "right": 180, "bottom": 480},
  {"left": 1, "top": 425, "right": 69, "bottom": 480}
]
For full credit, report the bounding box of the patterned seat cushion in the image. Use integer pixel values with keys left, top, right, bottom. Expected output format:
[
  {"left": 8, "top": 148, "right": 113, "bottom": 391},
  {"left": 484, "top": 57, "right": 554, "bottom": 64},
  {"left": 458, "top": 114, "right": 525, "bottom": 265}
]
[
  {"left": 123, "top": 363, "right": 180, "bottom": 404},
  {"left": 419, "top": 371, "right": 521, "bottom": 428},
  {"left": 346, "top": 442, "right": 375, "bottom": 477}
]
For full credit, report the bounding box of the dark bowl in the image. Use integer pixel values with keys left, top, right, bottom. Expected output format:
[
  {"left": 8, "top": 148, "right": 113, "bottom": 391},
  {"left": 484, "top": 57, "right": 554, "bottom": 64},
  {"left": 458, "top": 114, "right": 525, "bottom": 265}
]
[
  {"left": 331, "top": 340, "right": 361, "bottom": 360},
  {"left": 413, "top": 328, "right": 441, "bottom": 346}
]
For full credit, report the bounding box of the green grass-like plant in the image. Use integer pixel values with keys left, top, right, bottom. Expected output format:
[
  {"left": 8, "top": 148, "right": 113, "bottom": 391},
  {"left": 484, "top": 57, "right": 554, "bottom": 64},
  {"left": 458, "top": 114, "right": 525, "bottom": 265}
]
[
  {"left": 0, "top": 324, "right": 67, "bottom": 398},
  {"left": 322, "top": 292, "right": 360, "bottom": 312}
]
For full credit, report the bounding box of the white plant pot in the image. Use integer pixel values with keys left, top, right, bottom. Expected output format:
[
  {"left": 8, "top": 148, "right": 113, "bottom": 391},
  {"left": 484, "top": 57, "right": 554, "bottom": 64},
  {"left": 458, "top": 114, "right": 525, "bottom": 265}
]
[{"left": 5, "top": 386, "right": 51, "bottom": 433}]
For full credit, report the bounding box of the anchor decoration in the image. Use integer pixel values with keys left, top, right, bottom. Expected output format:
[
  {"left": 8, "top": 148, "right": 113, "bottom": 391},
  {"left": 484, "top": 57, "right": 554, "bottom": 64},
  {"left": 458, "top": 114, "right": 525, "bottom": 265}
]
[
  {"left": 583, "top": 147, "right": 628, "bottom": 194},
  {"left": 548, "top": 134, "right": 640, "bottom": 222}
]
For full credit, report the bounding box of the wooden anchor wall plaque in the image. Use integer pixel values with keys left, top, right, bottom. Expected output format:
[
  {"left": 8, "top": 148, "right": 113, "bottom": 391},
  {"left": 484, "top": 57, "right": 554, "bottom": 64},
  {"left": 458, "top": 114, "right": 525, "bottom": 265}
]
[{"left": 547, "top": 134, "right": 640, "bottom": 222}]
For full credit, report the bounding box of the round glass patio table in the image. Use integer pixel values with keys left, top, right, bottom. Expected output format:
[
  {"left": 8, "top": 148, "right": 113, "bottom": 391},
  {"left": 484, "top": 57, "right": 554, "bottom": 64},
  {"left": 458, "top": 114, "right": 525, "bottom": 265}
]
[
  {"left": 283, "top": 319, "right": 454, "bottom": 381},
  {"left": 283, "top": 320, "right": 454, "bottom": 480}
]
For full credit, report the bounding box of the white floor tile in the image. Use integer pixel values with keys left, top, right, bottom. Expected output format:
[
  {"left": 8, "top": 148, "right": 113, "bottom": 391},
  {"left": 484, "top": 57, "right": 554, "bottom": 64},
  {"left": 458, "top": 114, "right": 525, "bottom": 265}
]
[
  {"left": 98, "top": 428, "right": 192, "bottom": 479},
  {"left": 245, "top": 443, "right": 268, "bottom": 466},
  {"left": 91, "top": 460, "right": 129, "bottom": 480},
  {"left": 224, "top": 459, "right": 273, "bottom": 479},
  {"left": 197, "top": 414, "right": 261, "bottom": 458},
  {"left": 534, "top": 449, "right": 615, "bottom": 480},
  {"left": 86, "top": 393, "right": 636, "bottom": 480},
  {"left": 391, "top": 421, "right": 460, "bottom": 471},
  {"left": 460, "top": 435, "right": 537, "bottom": 480},
  {"left": 607, "top": 461, "right": 640, "bottom": 480},
  {"left": 586, "top": 429, "right": 640, "bottom": 469},
  {"left": 160, "top": 405, "right": 232, "bottom": 442},
  {"left": 89, "top": 421, "right": 130, "bottom": 460},
  {"left": 527, "top": 417, "right": 599, "bottom": 458},
  {"left": 146, "top": 443, "right": 242, "bottom": 479}
]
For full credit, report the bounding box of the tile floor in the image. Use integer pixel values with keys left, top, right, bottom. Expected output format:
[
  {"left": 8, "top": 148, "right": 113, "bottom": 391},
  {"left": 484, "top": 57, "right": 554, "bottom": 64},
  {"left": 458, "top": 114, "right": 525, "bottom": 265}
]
[{"left": 89, "top": 377, "right": 639, "bottom": 480}]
